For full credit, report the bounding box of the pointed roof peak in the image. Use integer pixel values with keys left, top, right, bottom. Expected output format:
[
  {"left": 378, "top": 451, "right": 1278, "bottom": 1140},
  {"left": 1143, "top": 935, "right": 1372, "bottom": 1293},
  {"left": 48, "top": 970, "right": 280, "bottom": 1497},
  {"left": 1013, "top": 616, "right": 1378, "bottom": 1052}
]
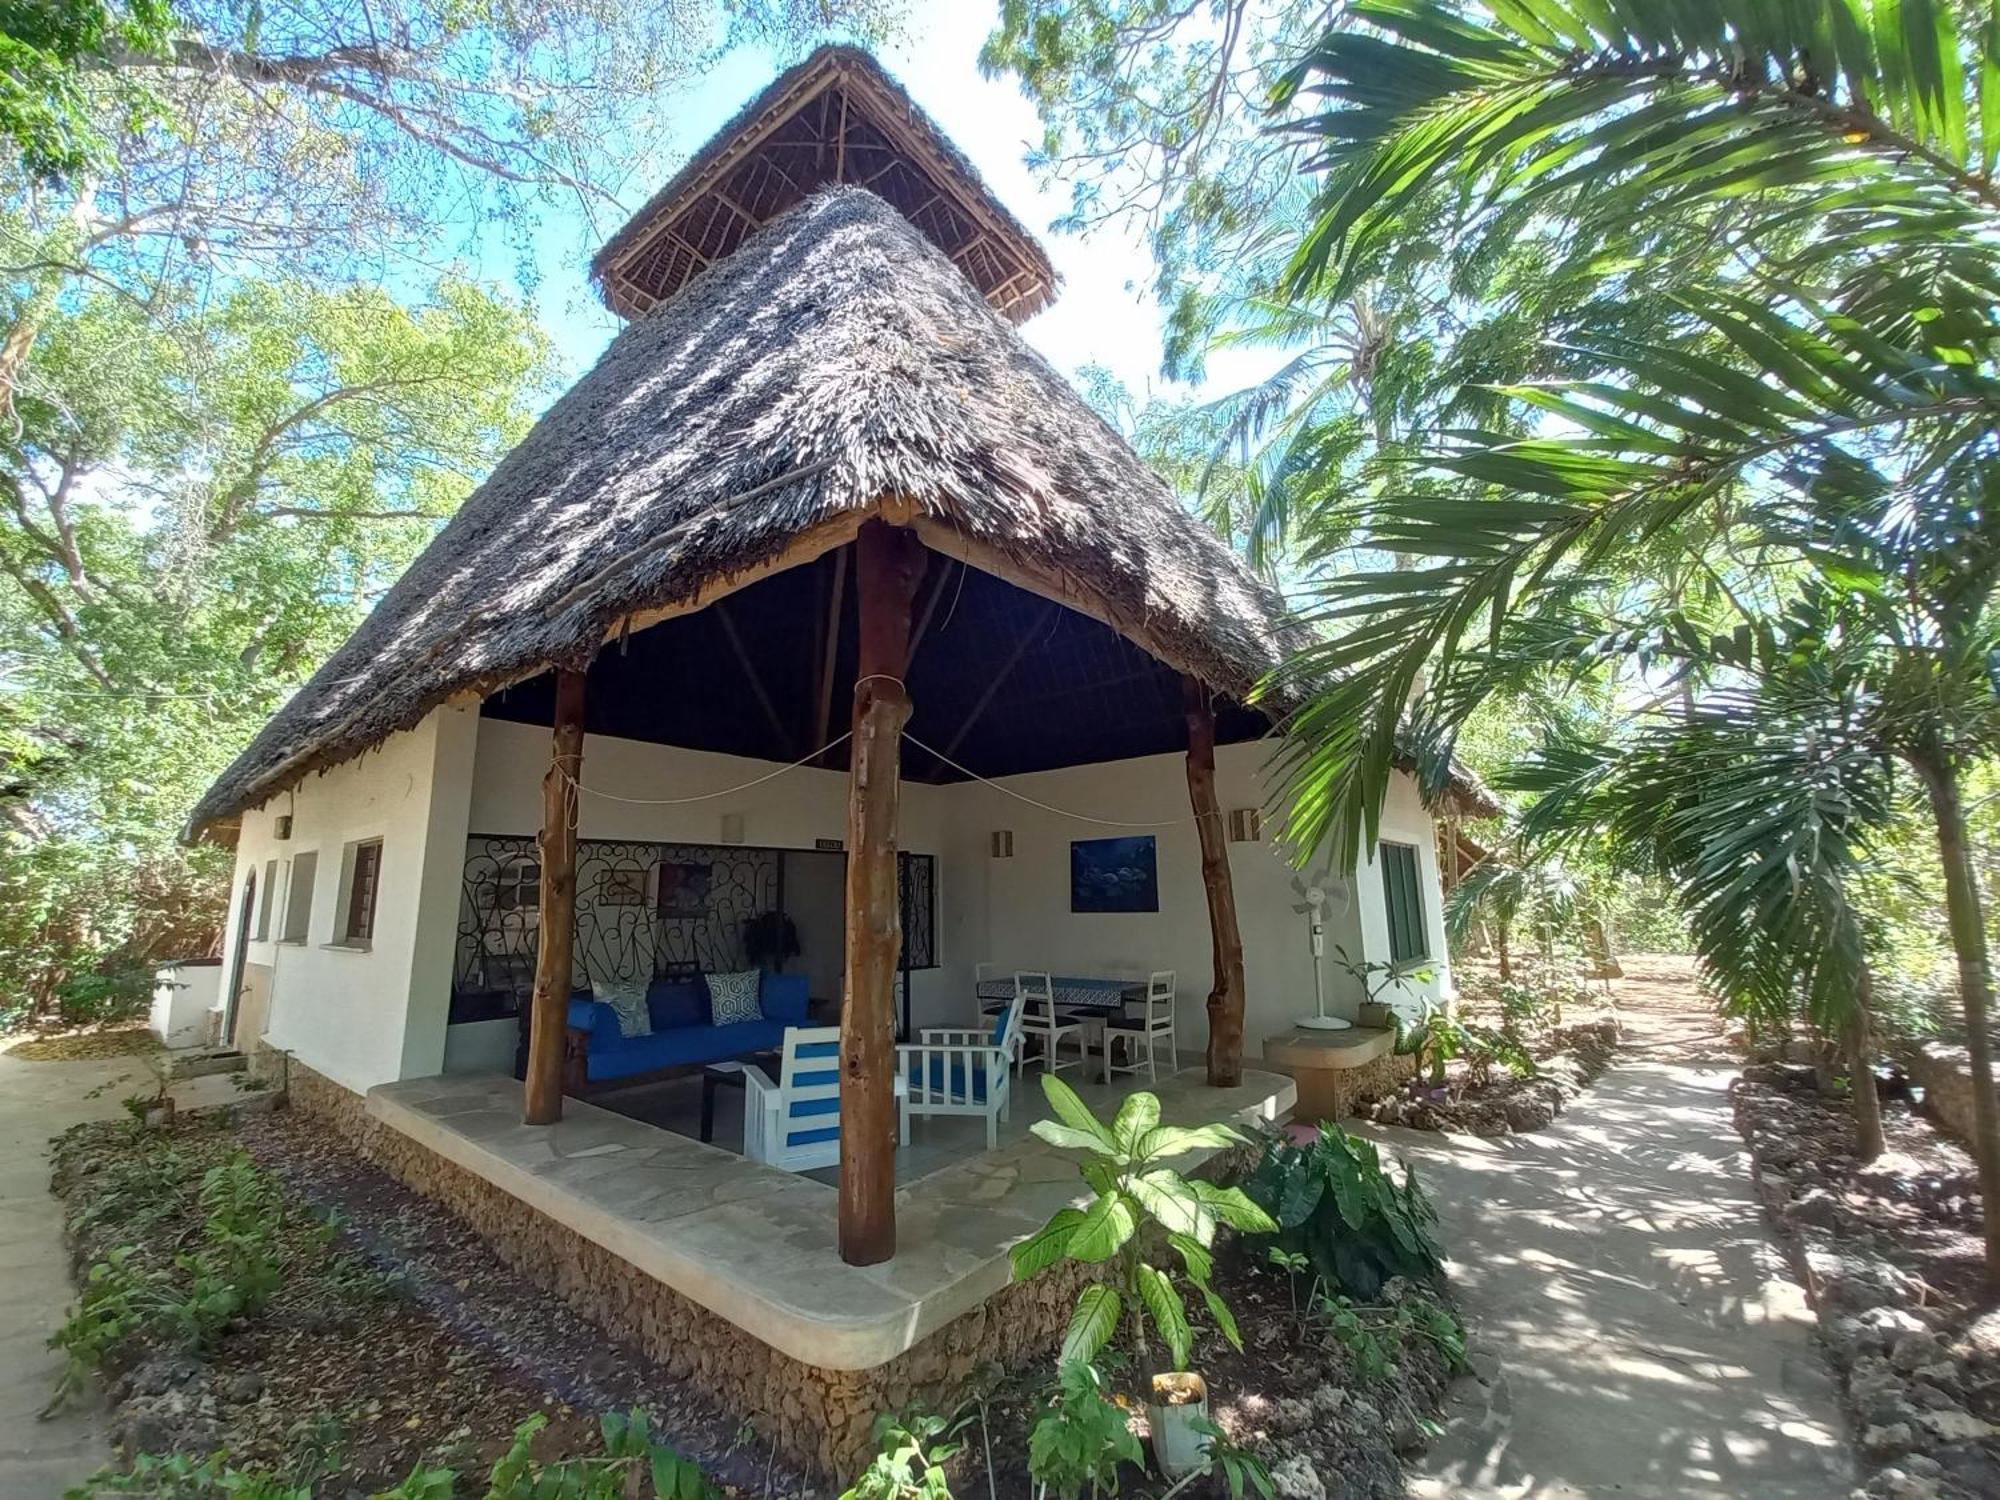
[{"left": 592, "top": 45, "right": 1057, "bottom": 324}]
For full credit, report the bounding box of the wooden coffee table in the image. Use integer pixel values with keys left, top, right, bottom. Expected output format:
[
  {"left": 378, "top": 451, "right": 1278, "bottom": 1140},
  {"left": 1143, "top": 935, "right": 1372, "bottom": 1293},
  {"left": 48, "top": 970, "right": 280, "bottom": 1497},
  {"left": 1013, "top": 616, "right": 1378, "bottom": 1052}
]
[{"left": 700, "top": 1053, "right": 779, "bottom": 1144}]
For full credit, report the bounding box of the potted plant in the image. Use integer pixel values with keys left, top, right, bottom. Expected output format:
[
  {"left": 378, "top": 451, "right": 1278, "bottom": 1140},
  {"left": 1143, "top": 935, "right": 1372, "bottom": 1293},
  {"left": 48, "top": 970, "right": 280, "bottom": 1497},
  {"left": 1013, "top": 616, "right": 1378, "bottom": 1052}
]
[
  {"left": 1010, "top": 1075, "right": 1275, "bottom": 1480},
  {"left": 1331, "top": 944, "right": 1433, "bottom": 1029},
  {"left": 741, "top": 911, "right": 800, "bottom": 973}
]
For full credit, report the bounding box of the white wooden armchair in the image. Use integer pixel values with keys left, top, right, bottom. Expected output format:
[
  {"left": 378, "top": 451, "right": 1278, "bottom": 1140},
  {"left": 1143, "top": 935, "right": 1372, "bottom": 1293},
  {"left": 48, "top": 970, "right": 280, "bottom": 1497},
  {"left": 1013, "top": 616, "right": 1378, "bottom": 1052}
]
[
  {"left": 898, "top": 988, "right": 1026, "bottom": 1149},
  {"left": 744, "top": 1025, "right": 909, "bottom": 1173}
]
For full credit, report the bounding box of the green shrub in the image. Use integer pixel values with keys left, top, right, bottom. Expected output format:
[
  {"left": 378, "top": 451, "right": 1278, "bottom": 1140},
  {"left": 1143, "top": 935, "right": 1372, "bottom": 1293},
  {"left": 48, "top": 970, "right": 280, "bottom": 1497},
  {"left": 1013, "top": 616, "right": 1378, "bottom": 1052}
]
[
  {"left": 71, "top": 1409, "right": 716, "bottom": 1500},
  {"left": 1241, "top": 1124, "right": 1445, "bottom": 1302},
  {"left": 1394, "top": 1010, "right": 1536, "bottom": 1088},
  {"left": 842, "top": 1409, "right": 970, "bottom": 1500},
  {"left": 56, "top": 965, "right": 155, "bottom": 1028},
  {"left": 1319, "top": 1293, "right": 1464, "bottom": 1384},
  {"left": 48, "top": 1150, "right": 285, "bottom": 1410},
  {"left": 1009, "top": 1075, "right": 1272, "bottom": 1374},
  {"left": 1027, "top": 1361, "right": 1143, "bottom": 1500}
]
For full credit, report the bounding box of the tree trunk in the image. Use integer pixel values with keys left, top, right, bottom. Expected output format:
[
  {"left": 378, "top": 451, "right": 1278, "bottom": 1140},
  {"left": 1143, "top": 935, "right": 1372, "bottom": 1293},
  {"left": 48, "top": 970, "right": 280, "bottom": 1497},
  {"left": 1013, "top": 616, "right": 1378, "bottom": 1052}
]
[
  {"left": 525, "top": 667, "right": 586, "bottom": 1126},
  {"left": 1847, "top": 961, "right": 1886, "bottom": 1163},
  {"left": 1496, "top": 924, "right": 1512, "bottom": 982},
  {"left": 839, "top": 521, "right": 923, "bottom": 1267},
  {"left": 1184, "top": 677, "right": 1246, "bottom": 1087},
  {"left": 1913, "top": 750, "right": 2000, "bottom": 1288}
]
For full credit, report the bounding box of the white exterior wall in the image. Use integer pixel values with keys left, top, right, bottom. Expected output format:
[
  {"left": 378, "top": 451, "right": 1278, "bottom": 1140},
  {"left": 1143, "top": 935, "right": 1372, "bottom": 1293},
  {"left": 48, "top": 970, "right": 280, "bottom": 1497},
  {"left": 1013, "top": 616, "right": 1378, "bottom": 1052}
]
[
  {"left": 221, "top": 709, "right": 1448, "bottom": 1092},
  {"left": 217, "top": 706, "right": 478, "bottom": 1094},
  {"left": 952, "top": 742, "right": 1449, "bottom": 1054}
]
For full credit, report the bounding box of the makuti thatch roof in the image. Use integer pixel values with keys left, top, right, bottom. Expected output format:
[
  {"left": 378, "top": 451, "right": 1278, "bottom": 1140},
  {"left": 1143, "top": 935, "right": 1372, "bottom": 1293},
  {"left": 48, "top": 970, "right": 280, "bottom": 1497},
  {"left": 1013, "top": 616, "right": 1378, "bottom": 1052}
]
[
  {"left": 591, "top": 45, "right": 1056, "bottom": 323},
  {"left": 191, "top": 187, "right": 1376, "bottom": 836}
]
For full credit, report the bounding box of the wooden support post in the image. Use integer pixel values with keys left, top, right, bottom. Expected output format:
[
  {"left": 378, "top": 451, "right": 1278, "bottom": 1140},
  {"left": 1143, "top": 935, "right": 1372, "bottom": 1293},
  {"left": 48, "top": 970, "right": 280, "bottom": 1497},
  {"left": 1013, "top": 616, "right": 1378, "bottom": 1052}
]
[
  {"left": 839, "top": 520, "right": 924, "bottom": 1265},
  {"left": 1185, "top": 677, "right": 1247, "bottom": 1088},
  {"left": 525, "top": 667, "right": 586, "bottom": 1126}
]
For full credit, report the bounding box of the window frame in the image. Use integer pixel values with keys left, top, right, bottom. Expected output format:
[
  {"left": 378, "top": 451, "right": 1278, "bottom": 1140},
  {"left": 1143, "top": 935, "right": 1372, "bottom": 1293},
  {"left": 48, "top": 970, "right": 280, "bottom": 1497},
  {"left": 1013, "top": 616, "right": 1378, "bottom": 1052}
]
[
  {"left": 1379, "top": 840, "right": 1431, "bottom": 967},
  {"left": 332, "top": 837, "right": 384, "bottom": 950},
  {"left": 252, "top": 858, "right": 277, "bottom": 941},
  {"left": 280, "top": 851, "right": 318, "bottom": 945}
]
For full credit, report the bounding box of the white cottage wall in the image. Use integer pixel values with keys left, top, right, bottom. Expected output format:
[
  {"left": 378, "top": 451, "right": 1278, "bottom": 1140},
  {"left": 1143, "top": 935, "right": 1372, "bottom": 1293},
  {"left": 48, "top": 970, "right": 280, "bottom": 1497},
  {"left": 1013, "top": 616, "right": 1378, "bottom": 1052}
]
[
  {"left": 217, "top": 706, "right": 478, "bottom": 1094},
  {"left": 216, "top": 709, "right": 1448, "bottom": 1096},
  {"left": 934, "top": 742, "right": 1450, "bottom": 1056}
]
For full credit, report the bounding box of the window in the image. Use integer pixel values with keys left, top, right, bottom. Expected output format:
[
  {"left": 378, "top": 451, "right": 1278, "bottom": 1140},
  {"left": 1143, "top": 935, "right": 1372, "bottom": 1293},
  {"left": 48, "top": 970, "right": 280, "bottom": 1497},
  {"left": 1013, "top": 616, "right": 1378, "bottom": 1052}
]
[
  {"left": 281, "top": 852, "right": 318, "bottom": 943},
  {"left": 1380, "top": 841, "right": 1429, "bottom": 965},
  {"left": 494, "top": 855, "right": 541, "bottom": 912},
  {"left": 336, "top": 838, "right": 384, "bottom": 947},
  {"left": 898, "top": 852, "right": 938, "bottom": 970},
  {"left": 252, "top": 859, "right": 277, "bottom": 940}
]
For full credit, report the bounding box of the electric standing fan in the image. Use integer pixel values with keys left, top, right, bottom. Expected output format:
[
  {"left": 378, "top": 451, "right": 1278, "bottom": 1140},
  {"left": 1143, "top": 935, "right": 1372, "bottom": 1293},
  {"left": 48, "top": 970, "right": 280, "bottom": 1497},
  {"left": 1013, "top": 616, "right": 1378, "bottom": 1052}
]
[{"left": 1290, "top": 862, "right": 1354, "bottom": 1030}]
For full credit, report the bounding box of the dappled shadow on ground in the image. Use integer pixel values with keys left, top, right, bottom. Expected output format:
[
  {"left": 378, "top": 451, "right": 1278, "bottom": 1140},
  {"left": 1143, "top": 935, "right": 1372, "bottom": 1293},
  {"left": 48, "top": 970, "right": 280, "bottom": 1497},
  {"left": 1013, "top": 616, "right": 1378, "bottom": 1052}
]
[
  {"left": 1367, "top": 956, "right": 1850, "bottom": 1500},
  {"left": 3, "top": 1024, "right": 158, "bottom": 1063}
]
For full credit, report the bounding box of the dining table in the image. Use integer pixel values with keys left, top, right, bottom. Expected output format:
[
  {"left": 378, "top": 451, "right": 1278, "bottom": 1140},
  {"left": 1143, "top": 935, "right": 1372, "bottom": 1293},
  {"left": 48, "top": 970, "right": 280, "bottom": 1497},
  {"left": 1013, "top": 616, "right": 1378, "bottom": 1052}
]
[{"left": 975, "top": 975, "right": 1147, "bottom": 1082}]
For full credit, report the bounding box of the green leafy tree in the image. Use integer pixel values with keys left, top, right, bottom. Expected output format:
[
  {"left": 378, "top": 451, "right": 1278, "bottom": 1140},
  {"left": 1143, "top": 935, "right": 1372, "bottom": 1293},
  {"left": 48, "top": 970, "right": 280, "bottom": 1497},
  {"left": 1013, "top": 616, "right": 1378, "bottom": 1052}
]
[
  {"left": 0, "top": 0, "right": 172, "bottom": 181},
  {"left": 0, "top": 273, "right": 553, "bottom": 1020}
]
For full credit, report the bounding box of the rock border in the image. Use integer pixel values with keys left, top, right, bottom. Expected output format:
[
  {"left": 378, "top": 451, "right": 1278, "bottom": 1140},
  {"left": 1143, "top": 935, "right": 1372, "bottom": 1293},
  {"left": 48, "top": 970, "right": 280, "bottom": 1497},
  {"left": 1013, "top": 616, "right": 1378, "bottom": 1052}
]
[
  {"left": 1732, "top": 1070, "right": 2000, "bottom": 1500},
  {"left": 1356, "top": 1020, "right": 1620, "bottom": 1137}
]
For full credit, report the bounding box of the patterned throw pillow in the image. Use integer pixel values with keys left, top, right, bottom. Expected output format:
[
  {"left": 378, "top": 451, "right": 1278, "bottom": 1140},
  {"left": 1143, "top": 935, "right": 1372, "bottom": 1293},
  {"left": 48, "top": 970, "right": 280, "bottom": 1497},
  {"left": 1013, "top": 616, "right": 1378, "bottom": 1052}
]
[
  {"left": 707, "top": 969, "right": 763, "bottom": 1026},
  {"left": 597, "top": 976, "right": 652, "bottom": 1039}
]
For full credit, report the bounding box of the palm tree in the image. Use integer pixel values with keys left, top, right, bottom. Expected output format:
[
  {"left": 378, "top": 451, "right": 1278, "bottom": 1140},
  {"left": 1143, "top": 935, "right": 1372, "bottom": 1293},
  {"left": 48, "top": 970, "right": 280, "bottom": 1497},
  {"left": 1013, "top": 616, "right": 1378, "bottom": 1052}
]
[
  {"left": 1507, "top": 642, "right": 1901, "bottom": 1159},
  {"left": 1444, "top": 843, "right": 1581, "bottom": 980},
  {"left": 1261, "top": 0, "right": 2000, "bottom": 1281}
]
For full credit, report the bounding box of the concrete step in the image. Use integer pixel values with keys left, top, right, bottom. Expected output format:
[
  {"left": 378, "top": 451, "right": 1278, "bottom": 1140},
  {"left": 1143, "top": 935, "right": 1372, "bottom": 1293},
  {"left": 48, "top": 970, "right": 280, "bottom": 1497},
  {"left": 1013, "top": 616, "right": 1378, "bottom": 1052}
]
[{"left": 163, "top": 1048, "right": 246, "bottom": 1080}]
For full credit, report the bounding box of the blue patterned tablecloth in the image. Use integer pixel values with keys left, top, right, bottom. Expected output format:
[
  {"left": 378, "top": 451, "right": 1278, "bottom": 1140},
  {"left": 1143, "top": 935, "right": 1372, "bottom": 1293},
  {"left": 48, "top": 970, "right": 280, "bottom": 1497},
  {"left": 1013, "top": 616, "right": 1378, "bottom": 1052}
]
[{"left": 974, "top": 977, "right": 1143, "bottom": 1014}]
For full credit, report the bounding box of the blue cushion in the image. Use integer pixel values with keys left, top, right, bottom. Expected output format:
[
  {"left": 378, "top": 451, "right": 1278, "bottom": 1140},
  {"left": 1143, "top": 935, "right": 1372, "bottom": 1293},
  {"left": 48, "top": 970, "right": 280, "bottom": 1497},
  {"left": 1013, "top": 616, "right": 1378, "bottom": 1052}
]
[
  {"left": 760, "top": 972, "right": 810, "bottom": 1024},
  {"left": 912, "top": 1054, "right": 990, "bottom": 1104},
  {"left": 566, "top": 997, "right": 623, "bottom": 1044},
  {"left": 647, "top": 980, "right": 706, "bottom": 1032},
  {"left": 583, "top": 1018, "right": 785, "bottom": 1081},
  {"left": 990, "top": 1004, "right": 1011, "bottom": 1047}
]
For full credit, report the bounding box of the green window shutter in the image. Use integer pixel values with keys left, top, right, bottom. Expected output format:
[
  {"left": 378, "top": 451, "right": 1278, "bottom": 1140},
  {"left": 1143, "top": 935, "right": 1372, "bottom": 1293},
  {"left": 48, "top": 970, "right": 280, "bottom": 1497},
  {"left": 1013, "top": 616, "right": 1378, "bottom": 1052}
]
[{"left": 1380, "top": 843, "right": 1429, "bottom": 964}]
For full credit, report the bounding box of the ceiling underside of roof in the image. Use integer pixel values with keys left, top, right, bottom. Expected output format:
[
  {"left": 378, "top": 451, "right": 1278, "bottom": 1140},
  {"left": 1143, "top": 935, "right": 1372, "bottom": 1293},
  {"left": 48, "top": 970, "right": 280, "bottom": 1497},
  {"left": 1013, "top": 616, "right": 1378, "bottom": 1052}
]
[
  {"left": 599, "top": 72, "right": 1053, "bottom": 323},
  {"left": 481, "top": 544, "right": 1271, "bottom": 783}
]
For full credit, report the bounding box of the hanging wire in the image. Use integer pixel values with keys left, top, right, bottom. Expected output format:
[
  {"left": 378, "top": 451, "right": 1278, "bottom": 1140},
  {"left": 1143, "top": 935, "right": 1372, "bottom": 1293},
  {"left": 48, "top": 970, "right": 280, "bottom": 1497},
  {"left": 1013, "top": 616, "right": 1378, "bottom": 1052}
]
[
  {"left": 559, "top": 731, "right": 854, "bottom": 805},
  {"left": 901, "top": 729, "right": 1206, "bottom": 829},
  {"left": 551, "top": 719, "right": 1207, "bottom": 830}
]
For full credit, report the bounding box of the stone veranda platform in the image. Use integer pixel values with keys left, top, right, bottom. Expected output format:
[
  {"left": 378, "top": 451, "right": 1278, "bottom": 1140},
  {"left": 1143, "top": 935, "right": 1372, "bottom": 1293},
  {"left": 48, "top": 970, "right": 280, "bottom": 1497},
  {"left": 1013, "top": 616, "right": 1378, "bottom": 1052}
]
[{"left": 281, "top": 1061, "right": 1293, "bottom": 1475}]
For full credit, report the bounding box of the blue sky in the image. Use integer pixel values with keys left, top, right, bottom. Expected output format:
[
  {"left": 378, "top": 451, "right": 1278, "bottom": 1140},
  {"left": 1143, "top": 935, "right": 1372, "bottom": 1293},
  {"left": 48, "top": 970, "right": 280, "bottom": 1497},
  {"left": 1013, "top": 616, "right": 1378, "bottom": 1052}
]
[{"left": 482, "top": 8, "right": 1264, "bottom": 411}]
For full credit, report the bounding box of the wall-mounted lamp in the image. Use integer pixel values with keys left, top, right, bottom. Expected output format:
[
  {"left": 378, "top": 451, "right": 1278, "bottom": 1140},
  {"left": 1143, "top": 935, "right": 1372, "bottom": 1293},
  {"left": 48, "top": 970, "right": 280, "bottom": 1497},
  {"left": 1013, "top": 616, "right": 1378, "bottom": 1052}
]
[
  {"left": 990, "top": 830, "right": 1014, "bottom": 858},
  {"left": 720, "top": 813, "right": 745, "bottom": 846},
  {"left": 1226, "top": 808, "right": 1263, "bottom": 843},
  {"left": 274, "top": 814, "right": 293, "bottom": 841}
]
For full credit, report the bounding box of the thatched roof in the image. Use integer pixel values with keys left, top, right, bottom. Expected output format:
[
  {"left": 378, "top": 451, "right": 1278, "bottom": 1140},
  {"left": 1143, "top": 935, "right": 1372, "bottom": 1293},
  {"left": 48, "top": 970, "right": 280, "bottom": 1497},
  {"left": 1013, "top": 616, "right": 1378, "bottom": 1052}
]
[
  {"left": 189, "top": 188, "right": 1490, "bottom": 836},
  {"left": 592, "top": 46, "right": 1056, "bottom": 323}
]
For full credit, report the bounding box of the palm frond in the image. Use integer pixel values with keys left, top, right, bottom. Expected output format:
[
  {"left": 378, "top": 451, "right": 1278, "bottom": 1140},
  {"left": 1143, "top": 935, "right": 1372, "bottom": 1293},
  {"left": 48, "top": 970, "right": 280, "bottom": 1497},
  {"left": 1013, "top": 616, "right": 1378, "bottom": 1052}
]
[{"left": 1276, "top": 0, "right": 2000, "bottom": 303}]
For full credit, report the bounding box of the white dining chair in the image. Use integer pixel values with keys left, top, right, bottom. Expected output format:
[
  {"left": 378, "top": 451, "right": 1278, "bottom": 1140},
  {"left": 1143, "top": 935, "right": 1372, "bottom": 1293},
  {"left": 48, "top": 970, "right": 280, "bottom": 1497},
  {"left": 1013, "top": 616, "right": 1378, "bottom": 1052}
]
[
  {"left": 1016, "top": 971, "right": 1082, "bottom": 1075},
  {"left": 1105, "top": 970, "right": 1178, "bottom": 1083},
  {"left": 975, "top": 961, "right": 1009, "bottom": 1021}
]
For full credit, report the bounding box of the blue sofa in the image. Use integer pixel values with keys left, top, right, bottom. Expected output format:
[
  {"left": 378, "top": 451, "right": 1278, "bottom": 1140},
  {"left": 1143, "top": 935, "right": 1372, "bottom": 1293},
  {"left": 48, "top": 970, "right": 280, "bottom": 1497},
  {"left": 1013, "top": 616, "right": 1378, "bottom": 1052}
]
[{"left": 562, "top": 972, "right": 811, "bottom": 1090}]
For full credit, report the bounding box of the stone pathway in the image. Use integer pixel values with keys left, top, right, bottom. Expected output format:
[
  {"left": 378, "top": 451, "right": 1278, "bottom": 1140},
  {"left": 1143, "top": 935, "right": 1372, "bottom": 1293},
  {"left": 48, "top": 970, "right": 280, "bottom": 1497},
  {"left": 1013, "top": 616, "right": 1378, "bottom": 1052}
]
[
  {"left": 0, "top": 1043, "right": 149, "bottom": 1499},
  {"left": 1366, "top": 957, "right": 1853, "bottom": 1499}
]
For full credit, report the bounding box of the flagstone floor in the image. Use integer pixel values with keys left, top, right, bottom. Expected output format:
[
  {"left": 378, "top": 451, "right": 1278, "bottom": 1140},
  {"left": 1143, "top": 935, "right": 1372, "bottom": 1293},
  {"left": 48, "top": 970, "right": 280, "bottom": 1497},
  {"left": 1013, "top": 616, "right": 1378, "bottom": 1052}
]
[{"left": 368, "top": 1063, "right": 1294, "bottom": 1369}]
